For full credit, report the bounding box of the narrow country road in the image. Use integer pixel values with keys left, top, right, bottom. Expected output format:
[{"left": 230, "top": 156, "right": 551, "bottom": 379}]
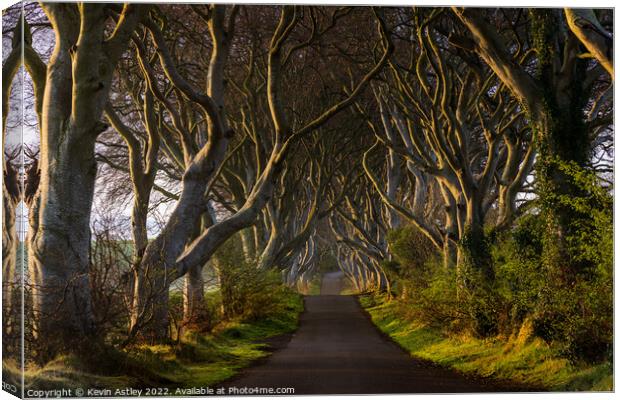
[
  {"left": 221, "top": 272, "right": 518, "bottom": 394},
  {"left": 319, "top": 271, "right": 345, "bottom": 295}
]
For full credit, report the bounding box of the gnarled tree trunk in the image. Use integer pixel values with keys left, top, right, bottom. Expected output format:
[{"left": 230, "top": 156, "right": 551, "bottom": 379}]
[{"left": 28, "top": 3, "right": 146, "bottom": 358}]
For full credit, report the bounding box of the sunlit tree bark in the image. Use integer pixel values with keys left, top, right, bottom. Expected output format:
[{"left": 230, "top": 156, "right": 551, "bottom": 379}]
[
  {"left": 120, "top": 5, "right": 392, "bottom": 342},
  {"left": 564, "top": 9, "right": 613, "bottom": 78},
  {"left": 452, "top": 7, "right": 612, "bottom": 280},
  {"left": 19, "top": 3, "right": 148, "bottom": 359}
]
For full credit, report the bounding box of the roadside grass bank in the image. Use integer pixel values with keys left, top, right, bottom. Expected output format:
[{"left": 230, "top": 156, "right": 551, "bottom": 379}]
[
  {"left": 4, "top": 289, "right": 303, "bottom": 393},
  {"left": 360, "top": 294, "right": 612, "bottom": 391},
  {"left": 304, "top": 276, "right": 322, "bottom": 295},
  {"left": 339, "top": 275, "right": 358, "bottom": 295}
]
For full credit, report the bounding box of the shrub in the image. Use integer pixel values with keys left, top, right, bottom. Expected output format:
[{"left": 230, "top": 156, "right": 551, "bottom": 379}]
[
  {"left": 493, "top": 214, "right": 547, "bottom": 333},
  {"left": 491, "top": 163, "right": 612, "bottom": 362},
  {"left": 385, "top": 162, "right": 612, "bottom": 362},
  {"left": 214, "top": 236, "right": 290, "bottom": 321},
  {"left": 387, "top": 224, "right": 436, "bottom": 270},
  {"left": 385, "top": 225, "right": 438, "bottom": 299}
]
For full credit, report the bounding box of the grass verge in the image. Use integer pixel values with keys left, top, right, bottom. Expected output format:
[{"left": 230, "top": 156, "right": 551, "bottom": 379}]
[
  {"left": 304, "top": 276, "right": 322, "bottom": 295},
  {"left": 4, "top": 290, "right": 303, "bottom": 394},
  {"left": 360, "top": 294, "right": 612, "bottom": 392}
]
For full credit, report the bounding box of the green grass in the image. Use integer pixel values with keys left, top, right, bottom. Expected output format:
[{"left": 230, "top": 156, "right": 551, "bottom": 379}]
[
  {"left": 7, "top": 290, "right": 303, "bottom": 393},
  {"left": 305, "top": 276, "right": 322, "bottom": 295},
  {"left": 360, "top": 294, "right": 612, "bottom": 392},
  {"left": 3, "top": 355, "right": 140, "bottom": 393},
  {"left": 339, "top": 279, "right": 360, "bottom": 295}
]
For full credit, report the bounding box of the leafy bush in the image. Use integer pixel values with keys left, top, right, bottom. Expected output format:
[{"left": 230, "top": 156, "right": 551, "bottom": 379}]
[
  {"left": 387, "top": 224, "right": 436, "bottom": 270},
  {"left": 215, "top": 236, "right": 291, "bottom": 321},
  {"left": 385, "top": 229, "right": 467, "bottom": 331},
  {"left": 536, "top": 164, "right": 611, "bottom": 362},
  {"left": 386, "top": 163, "right": 612, "bottom": 362},
  {"left": 492, "top": 163, "right": 612, "bottom": 361},
  {"left": 385, "top": 225, "right": 438, "bottom": 299},
  {"left": 493, "top": 214, "right": 547, "bottom": 333},
  {"left": 168, "top": 290, "right": 223, "bottom": 336}
]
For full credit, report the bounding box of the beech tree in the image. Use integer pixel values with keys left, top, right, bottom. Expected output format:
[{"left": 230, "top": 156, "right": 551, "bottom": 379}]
[
  {"left": 98, "top": 5, "right": 393, "bottom": 342},
  {"left": 451, "top": 8, "right": 613, "bottom": 279},
  {"left": 2, "top": 4, "right": 148, "bottom": 359},
  {"left": 4, "top": 4, "right": 610, "bottom": 364},
  {"left": 347, "top": 9, "right": 542, "bottom": 334}
]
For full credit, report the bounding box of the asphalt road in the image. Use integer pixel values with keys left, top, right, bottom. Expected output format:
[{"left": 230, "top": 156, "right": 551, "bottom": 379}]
[
  {"left": 221, "top": 272, "right": 522, "bottom": 395},
  {"left": 319, "top": 271, "right": 345, "bottom": 295}
]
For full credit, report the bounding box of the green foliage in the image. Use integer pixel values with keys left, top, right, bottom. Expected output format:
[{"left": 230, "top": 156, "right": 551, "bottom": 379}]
[
  {"left": 493, "top": 214, "right": 546, "bottom": 330},
  {"left": 550, "top": 160, "right": 613, "bottom": 272},
  {"left": 384, "top": 163, "right": 612, "bottom": 363},
  {"left": 387, "top": 224, "right": 436, "bottom": 270},
  {"left": 493, "top": 196, "right": 612, "bottom": 362},
  {"left": 305, "top": 276, "right": 322, "bottom": 295},
  {"left": 386, "top": 225, "right": 500, "bottom": 336},
  {"left": 382, "top": 254, "right": 467, "bottom": 332},
  {"left": 215, "top": 236, "right": 290, "bottom": 321},
  {"left": 169, "top": 290, "right": 223, "bottom": 333},
  {"left": 384, "top": 225, "right": 438, "bottom": 298},
  {"left": 457, "top": 227, "right": 498, "bottom": 337},
  {"left": 505, "top": 162, "right": 612, "bottom": 362}
]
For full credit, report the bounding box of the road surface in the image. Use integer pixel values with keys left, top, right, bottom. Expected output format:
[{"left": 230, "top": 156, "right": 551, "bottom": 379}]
[
  {"left": 221, "top": 272, "right": 523, "bottom": 394},
  {"left": 319, "top": 271, "right": 345, "bottom": 295}
]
